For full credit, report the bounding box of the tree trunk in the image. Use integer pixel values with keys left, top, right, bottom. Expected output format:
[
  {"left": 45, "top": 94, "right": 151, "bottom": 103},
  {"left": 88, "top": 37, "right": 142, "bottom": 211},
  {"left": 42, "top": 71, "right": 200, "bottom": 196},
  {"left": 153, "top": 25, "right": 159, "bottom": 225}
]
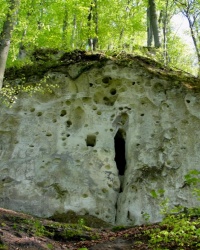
[
  {"left": 160, "top": 0, "right": 170, "bottom": 65},
  {"left": 147, "top": 7, "right": 153, "bottom": 46},
  {"left": 37, "top": 0, "right": 44, "bottom": 30},
  {"left": 0, "top": 0, "right": 20, "bottom": 89},
  {"left": 87, "top": 0, "right": 98, "bottom": 51},
  {"left": 188, "top": 18, "right": 200, "bottom": 77},
  {"left": 148, "top": 0, "right": 161, "bottom": 48},
  {"left": 175, "top": 0, "right": 200, "bottom": 75},
  {"left": 71, "top": 14, "right": 77, "bottom": 49},
  {"left": 118, "top": 0, "right": 131, "bottom": 48},
  {"left": 62, "top": 4, "right": 68, "bottom": 43}
]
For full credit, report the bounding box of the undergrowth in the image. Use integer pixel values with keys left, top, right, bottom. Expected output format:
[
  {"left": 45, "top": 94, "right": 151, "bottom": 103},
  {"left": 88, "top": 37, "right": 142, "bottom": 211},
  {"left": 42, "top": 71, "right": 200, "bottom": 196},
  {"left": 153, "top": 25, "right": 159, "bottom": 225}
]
[{"left": 145, "top": 169, "right": 200, "bottom": 249}]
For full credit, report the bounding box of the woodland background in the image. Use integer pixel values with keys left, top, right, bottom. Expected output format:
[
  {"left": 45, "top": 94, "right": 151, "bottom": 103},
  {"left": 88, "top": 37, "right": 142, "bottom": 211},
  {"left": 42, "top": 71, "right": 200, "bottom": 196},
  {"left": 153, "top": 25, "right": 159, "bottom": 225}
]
[{"left": 0, "top": 0, "right": 200, "bottom": 90}]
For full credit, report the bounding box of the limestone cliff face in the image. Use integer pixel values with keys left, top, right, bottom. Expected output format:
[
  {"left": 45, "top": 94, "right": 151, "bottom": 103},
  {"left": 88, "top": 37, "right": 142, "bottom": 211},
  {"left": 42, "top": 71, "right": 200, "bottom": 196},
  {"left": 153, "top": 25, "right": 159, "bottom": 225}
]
[{"left": 0, "top": 52, "right": 200, "bottom": 225}]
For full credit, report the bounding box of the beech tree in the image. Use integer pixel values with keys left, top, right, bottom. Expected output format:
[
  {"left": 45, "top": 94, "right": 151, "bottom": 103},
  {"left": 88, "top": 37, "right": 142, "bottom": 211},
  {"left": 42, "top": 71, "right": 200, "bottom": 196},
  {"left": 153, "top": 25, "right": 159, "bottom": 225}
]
[
  {"left": 88, "top": 0, "right": 98, "bottom": 51},
  {"left": 147, "top": 0, "right": 161, "bottom": 48},
  {"left": 158, "top": 0, "right": 172, "bottom": 65},
  {"left": 0, "top": 0, "right": 20, "bottom": 89}
]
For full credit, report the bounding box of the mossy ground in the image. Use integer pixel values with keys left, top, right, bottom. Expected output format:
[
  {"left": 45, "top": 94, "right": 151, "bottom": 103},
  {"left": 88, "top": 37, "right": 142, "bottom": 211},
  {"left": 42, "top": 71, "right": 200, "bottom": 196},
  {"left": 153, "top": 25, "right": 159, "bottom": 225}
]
[{"left": 0, "top": 207, "right": 200, "bottom": 249}]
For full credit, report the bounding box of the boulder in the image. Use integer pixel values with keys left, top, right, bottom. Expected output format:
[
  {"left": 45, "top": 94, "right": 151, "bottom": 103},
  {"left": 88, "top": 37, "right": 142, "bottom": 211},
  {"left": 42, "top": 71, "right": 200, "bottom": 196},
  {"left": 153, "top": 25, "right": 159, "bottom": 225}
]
[{"left": 0, "top": 52, "right": 200, "bottom": 225}]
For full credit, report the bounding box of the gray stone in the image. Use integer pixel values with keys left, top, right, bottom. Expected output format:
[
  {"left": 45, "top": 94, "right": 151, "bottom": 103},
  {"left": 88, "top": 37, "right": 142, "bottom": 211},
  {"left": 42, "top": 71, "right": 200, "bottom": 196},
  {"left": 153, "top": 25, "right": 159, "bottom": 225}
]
[{"left": 0, "top": 56, "right": 200, "bottom": 225}]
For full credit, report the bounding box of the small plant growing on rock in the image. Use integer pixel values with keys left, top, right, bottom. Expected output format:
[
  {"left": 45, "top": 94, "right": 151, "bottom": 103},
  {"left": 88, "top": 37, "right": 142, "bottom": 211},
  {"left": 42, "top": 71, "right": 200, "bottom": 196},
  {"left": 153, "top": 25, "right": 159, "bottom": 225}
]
[
  {"left": 145, "top": 171, "right": 200, "bottom": 249},
  {"left": 185, "top": 169, "right": 200, "bottom": 199},
  {"left": 141, "top": 211, "right": 150, "bottom": 224},
  {"left": 78, "top": 218, "right": 85, "bottom": 227}
]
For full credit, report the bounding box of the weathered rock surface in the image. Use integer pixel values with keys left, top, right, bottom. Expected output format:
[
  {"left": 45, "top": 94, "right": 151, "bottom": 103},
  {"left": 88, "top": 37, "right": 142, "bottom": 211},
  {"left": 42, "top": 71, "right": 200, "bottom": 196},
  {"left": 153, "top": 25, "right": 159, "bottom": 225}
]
[{"left": 1, "top": 51, "right": 200, "bottom": 225}]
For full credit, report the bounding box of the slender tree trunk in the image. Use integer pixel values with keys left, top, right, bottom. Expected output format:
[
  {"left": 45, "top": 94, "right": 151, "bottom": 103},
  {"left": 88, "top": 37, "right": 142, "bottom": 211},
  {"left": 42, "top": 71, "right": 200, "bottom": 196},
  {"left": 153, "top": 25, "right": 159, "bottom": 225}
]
[
  {"left": 175, "top": 0, "right": 200, "bottom": 75},
  {"left": 18, "top": 29, "right": 27, "bottom": 60},
  {"left": 147, "top": 7, "right": 153, "bottom": 46},
  {"left": 62, "top": 4, "right": 68, "bottom": 43},
  {"left": 162, "top": 10, "right": 168, "bottom": 65},
  {"left": 93, "top": 0, "right": 98, "bottom": 50},
  {"left": 0, "top": 0, "right": 20, "bottom": 89},
  {"left": 148, "top": 0, "right": 161, "bottom": 48},
  {"left": 71, "top": 14, "right": 76, "bottom": 49},
  {"left": 160, "top": 0, "right": 169, "bottom": 65},
  {"left": 38, "top": 0, "right": 44, "bottom": 30},
  {"left": 187, "top": 18, "right": 200, "bottom": 76},
  {"left": 118, "top": 0, "right": 131, "bottom": 48},
  {"left": 88, "top": 0, "right": 98, "bottom": 51}
]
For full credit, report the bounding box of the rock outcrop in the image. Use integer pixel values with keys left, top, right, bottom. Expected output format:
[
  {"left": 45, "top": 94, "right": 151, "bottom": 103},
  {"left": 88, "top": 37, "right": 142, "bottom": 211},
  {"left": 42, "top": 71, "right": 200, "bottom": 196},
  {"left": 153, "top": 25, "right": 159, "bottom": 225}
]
[{"left": 0, "top": 51, "right": 200, "bottom": 225}]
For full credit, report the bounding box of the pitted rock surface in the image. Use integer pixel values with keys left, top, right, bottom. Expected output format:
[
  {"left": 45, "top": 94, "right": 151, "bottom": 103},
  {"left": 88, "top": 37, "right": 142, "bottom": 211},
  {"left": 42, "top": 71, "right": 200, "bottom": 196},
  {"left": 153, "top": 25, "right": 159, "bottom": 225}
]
[{"left": 1, "top": 52, "right": 200, "bottom": 225}]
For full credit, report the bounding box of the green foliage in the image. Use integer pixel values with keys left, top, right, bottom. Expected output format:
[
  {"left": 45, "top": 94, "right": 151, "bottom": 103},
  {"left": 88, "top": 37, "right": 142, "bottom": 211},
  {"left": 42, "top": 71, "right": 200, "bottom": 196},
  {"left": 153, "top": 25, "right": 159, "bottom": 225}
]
[
  {"left": 141, "top": 211, "right": 150, "bottom": 224},
  {"left": 78, "top": 218, "right": 86, "bottom": 227},
  {"left": 0, "top": 0, "right": 197, "bottom": 76},
  {"left": 166, "top": 35, "right": 197, "bottom": 75},
  {"left": 46, "top": 243, "right": 54, "bottom": 250},
  {"left": 9, "top": 215, "right": 96, "bottom": 240},
  {"left": 146, "top": 213, "right": 200, "bottom": 249},
  {"left": 185, "top": 170, "right": 200, "bottom": 186},
  {"left": 185, "top": 169, "right": 200, "bottom": 199},
  {"left": 150, "top": 189, "right": 165, "bottom": 199},
  {"left": 31, "top": 220, "right": 49, "bottom": 237},
  {"left": 0, "top": 245, "right": 8, "bottom": 250},
  {"left": 0, "top": 75, "right": 59, "bottom": 107},
  {"left": 146, "top": 170, "right": 200, "bottom": 249}
]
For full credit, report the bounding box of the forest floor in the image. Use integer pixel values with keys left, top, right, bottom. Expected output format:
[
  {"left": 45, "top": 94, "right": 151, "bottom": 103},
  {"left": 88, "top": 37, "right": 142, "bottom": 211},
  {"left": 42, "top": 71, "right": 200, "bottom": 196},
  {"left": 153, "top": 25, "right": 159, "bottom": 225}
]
[{"left": 0, "top": 207, "right": 199, "bottom": 250}]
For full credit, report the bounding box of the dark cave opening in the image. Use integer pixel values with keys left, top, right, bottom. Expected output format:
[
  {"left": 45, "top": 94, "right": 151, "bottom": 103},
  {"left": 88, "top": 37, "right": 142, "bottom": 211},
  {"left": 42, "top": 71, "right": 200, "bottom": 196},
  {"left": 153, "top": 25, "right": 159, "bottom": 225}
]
[{"left": 114, "top": 129, "right": 126, "bottom": 176}]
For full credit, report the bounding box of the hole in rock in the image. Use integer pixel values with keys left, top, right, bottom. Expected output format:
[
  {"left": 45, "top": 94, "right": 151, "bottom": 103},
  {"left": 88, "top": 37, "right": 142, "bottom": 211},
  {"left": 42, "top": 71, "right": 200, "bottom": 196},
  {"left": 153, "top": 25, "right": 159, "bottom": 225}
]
[
  {"left": 86, "top": 134, "right": 96, "bottom": 147},
  {"left": 66, "top": 100, "right": 71, "bottom": 105},
  {"left": 82, "top": 97, "right": 90, "bottom": 103},
  {"left": 60, "top": 110, "right": 67, "bottom": 117},
  {"left": 46, "top": 132, "right": 52, "bottom": 136},
  {"left": 102, "top": 76, "right": 112, "bottom": 84},
  {"left": 66, "top": 120, "right": 72, "bottom": 127},
  {"left": 103, "top": 96, "right": 115, "bottom": 106},
  {"left": 110, "top": 88, "right": 117, "bottom": 95},
  {"left": 93, "top": 106, "right": 97, "bottom": 110},
  {"left": 30, "top": 108, "right": 35, "bottom": 112},
  {"left": 114, "top": 129, "right": 126, "bottom": 176}
]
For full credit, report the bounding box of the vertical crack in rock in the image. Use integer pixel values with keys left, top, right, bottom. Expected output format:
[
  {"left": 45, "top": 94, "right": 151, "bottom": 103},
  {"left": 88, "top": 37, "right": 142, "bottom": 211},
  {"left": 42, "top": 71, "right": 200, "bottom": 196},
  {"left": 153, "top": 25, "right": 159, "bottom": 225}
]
[
  {"left": 114, "top": 128, "right": 126, "bottom": 222},
  {"left": 114, "top": 128, "right": 126, "bottom": 178}
]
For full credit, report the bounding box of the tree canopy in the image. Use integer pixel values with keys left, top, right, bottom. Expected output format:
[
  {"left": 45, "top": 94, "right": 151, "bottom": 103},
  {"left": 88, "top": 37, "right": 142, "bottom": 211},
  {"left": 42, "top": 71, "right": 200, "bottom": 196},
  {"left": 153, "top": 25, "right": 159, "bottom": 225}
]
[{"left": 0, "top": 0, "right": 199, "bottom": 89}]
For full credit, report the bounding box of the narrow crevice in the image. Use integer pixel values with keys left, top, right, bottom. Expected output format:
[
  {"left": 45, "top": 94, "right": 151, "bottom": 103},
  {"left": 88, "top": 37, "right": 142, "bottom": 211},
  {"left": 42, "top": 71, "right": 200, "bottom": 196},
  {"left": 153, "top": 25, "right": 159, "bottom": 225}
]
[
  {"left": 114, "top": 128, "right": 127, "bottom": 223},
  {"left": 114, "top": 200, "right": 118, "bottom": 223},
  {"left": 114, "top": 128, "right": 126, "bottom": 193},
  {"left": 114, "top": 128, "right": 126, "bottom": 175}
]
